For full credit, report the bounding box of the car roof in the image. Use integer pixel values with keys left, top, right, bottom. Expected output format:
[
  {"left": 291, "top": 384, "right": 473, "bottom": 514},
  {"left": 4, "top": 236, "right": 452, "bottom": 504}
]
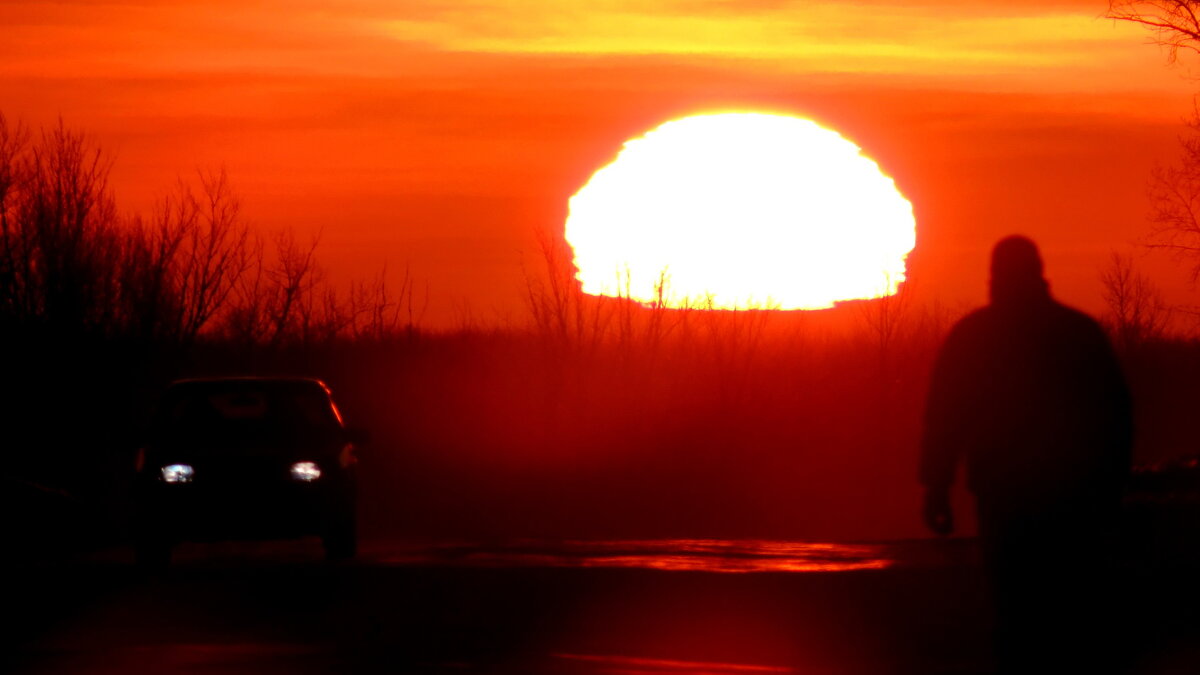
[{"left": 166, "top": 376, "right": 333, "bottom": 395}]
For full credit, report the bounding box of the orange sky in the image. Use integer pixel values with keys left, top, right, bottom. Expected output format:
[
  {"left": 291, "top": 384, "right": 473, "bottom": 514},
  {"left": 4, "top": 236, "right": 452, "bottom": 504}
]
[{"left": 2, "top": 0, "right": 1196, "bottom": 327}]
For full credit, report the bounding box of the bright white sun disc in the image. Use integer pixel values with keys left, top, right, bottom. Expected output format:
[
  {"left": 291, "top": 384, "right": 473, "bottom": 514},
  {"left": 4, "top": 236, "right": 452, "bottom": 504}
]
[{"left": 565, "top": 112, "right": 916, "bottom": 309}]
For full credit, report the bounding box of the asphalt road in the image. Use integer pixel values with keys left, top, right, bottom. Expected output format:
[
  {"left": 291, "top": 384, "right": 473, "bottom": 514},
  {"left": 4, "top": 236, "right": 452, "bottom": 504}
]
[{"left": 5, "top": 538, "right": 1197, "bottom": 674}]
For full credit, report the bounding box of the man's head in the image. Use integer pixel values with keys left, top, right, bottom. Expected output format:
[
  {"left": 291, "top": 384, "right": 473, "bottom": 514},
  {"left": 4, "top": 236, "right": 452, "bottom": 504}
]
[{"left": 989, "top": 235, "right": 1049, "bottom": 306}]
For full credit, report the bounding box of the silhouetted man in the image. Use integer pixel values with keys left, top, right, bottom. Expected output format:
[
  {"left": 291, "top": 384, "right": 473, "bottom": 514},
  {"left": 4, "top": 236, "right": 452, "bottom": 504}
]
[{"left": 920, "top": 235, "right": 1132, "bottom": 673}]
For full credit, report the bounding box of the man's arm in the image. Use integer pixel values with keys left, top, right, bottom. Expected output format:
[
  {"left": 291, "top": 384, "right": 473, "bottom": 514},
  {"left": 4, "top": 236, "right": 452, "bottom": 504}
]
[{"left": 919, "top": 321, "right": 971, "bottom": 535}]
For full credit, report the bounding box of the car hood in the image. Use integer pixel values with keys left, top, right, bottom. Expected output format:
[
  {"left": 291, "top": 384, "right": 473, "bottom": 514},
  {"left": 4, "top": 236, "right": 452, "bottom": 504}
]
[{"left": 146, "top": 427, "right": 344, "bottom": 464}]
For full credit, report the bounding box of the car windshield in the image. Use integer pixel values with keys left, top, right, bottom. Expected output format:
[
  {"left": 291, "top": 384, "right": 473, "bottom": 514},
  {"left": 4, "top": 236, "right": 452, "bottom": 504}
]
[{"left": 153, "top": 380, "right": 343, "bottom": 442}]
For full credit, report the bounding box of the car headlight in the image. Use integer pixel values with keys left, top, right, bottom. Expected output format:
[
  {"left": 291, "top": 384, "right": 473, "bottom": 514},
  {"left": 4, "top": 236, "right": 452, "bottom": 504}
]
[
  {"left": 160, "top": 463, "right": 194, "bottom": 483},
  {"left": 290, "top": 461, "right": 321, "bottom": 482}
]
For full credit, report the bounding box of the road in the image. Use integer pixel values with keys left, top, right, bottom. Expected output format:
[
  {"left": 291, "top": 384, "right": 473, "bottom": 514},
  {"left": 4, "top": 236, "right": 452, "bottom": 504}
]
[{"left": 5, "top": 538, "right": 1196, "bottom": 674}]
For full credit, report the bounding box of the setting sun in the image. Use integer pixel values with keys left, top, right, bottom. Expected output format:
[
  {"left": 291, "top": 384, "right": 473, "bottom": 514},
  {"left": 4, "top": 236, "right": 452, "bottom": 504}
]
[{"left": 565, "top": 112, "right": 916, "bottom": 309}]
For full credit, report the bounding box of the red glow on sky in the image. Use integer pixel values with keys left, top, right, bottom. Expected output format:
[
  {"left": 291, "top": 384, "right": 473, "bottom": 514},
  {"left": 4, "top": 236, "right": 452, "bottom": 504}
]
[{"left": 0, "top": 0, "right": 1194, "bottom": 327}]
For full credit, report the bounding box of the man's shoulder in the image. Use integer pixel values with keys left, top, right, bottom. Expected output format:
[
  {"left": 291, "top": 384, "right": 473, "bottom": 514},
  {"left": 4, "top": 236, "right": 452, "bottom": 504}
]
[
  {"left": 947, "top": 306, "right": 995, "bottom": 334},
  {"left": 935, "top": 307, "right": 997, "bottom": 356},
  {"left": 944, "top": 299, "right": 1107, "bottom": 343},
  {"left": 1048, "top": 300, "right": 1107, "bottom": 333}
]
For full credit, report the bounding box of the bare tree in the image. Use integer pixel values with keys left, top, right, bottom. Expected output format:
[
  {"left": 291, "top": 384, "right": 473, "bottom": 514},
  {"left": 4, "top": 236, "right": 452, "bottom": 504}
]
[
  {"left": 118, "top": 209, "right": 188, "bottom": 343},
  {"left": 857, "top": 272, "right": 913, "bottom": 419},
  {"left": 214, "top": 230, "right": 320, "bottom": 347},
  {"left": 1109, "top": 4, "right": 1200, "bottom": 288},
  {"left": 0, "top": 113, "right": 30, "bottom": 323},
  {"left": 115, "top": 170, "right": 253, "bottom": 346},
  {"left": 1138, "top": 108, "right": 1200, "bottom": 281},
  {"left": 858, "top": 272, "right": 911, "bottom": 360},
  {"left": 1100, "top": 251, "right": 1170, "bottom": 351},
  {"left": 523, "top": 227, "right": 606, "bottom": 348},
  {"left": 216, "top": 228, "right": 428, "bottom": 347},
  {"left": 1108, "top": 1, "right": 1200, "bottom": 65},
  {"left": 0, "top": 116, "right": 261, "bottom": 348},
  {"left": 264, "top": 230, "right": 321, "bottom": 346},
  {"left": 351, "top": 264, "right": 427, "bottom": 341},
  {"left": 174, "top": 170, "right": 252, "bottom": 343},
  {"left": 3, "top": 118, "right": 120, "bottom": 333},
  {"left": 0, "top": 112, "right": 422, "bottom": 351}
]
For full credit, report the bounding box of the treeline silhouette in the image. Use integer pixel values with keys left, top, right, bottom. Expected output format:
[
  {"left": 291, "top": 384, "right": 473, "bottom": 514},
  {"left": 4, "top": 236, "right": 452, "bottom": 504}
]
[
  {"left": 3, "top": 113, "right": 1200, "bottom": 553},
  {"left": 0, "top": 114, "right": 422, "bottom": 349},
  {"left": 0, "top": 114, "right": 422, "bottom": 551}
]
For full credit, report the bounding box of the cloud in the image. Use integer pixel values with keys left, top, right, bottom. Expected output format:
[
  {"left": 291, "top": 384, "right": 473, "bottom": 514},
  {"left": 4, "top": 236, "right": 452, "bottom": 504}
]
[
  {"left": 362, "top": 0, "right": 1169, "bottom": 91},
  {"left": 0, "top": 0, "right": 1172, "bottom": 93}
]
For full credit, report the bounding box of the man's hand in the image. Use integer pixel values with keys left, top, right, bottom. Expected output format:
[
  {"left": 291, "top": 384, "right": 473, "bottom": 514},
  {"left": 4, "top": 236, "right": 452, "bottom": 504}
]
[{"left": 923, "top": 487, "right": 954, "bottom": 536}]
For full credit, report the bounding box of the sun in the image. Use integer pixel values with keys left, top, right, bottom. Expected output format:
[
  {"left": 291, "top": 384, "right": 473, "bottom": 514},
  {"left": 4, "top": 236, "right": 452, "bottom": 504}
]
[{"left": 565, "top": 112, "right": 916, "bottom": 309}]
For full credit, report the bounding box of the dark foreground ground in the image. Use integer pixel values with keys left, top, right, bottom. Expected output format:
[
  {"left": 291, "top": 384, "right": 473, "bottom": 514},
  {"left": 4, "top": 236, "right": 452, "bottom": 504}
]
[{"left": 5, "top": 535, "right": 1199, "bottom": 675}]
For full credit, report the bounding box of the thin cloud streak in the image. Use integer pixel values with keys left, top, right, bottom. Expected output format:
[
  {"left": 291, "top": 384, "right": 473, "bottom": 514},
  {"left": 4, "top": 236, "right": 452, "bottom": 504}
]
[
  {"left": 374, "top": 2, "right": 1157, "bottom": 86},
  {"left": 0, "top": 0, "right": 1182, "bottom": 94}
]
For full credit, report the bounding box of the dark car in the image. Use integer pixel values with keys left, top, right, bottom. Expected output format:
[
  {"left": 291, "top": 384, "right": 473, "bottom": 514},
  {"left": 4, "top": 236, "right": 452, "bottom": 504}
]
[{"left": 133, "top": 377, "right": 363, "bottom": 566}]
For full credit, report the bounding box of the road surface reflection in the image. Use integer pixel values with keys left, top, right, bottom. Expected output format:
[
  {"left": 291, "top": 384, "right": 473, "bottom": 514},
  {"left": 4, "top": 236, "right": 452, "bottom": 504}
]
[{"left": 363, "top": 538, "right": 977, "bottom": 573}]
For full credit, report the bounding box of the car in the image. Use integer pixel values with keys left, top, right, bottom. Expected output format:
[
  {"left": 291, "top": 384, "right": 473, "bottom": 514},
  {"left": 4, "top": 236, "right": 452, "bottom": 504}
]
[{"left": 132, "top": 377, "right": 364, "bottom": 567}]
